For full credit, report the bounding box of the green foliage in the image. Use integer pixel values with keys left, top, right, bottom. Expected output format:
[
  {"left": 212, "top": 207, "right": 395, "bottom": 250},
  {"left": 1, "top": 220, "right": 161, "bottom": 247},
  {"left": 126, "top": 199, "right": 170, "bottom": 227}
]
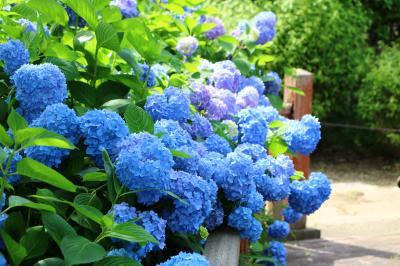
[{"left": 357, "top": 44, "right": 400, "bottom": 145}]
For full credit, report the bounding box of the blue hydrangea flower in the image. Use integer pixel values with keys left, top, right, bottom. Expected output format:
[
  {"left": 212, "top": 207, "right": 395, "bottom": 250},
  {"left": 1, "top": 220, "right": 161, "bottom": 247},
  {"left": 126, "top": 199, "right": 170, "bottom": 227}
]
[
  {"left": 184, "top": 114, "right": 213, "bottom": 139},
  {"left": 214, "top": 151, "right": 254, "bottom": 201},
  {"left": 1, "top": 148, "right": 22, "bottom": 185},
  {"left": 151, "top": 64, "right": 169, "bottom": 79},
  {"left": 173, "top": 144, "right": 200, "bottom": 174},
  {"left": 107, "top": 248, "right": 137, "bottom": 259},
  {"left": 110, "top": 202, "right": 137, "bottom": 224},
  {"left": 116, "top": 133, "right": 174, "bottom": 205},
  {"left": 110, "top": 0, "right": 139, "bottom": 18},
  {"left": 0, "top": 213, "right": 8, "bottom": 228},
  {"left": 132, "top": 63, "right": 156, "bottom": 87},
  {"left": 254, "top": 155, "right": 295, "bottom": 179},
  {"left": 204, "top": 134, "right": 231, "bottom": 156},
  {"left": 241, "top": 190, "right": 265, "bottom": 213},
  {"left": 154, "top": 119, "right": 192, "bottom": 149},
  {"left": 228, "top": 207, "right": 262, "bottom": 243},
  {"left": 211, "top": 89, "right": 239, "bottom": 117},
  {"left": 0, "top": 252, "right": 6, "bottom": 266},
  {"left": 0, "top": 194, "right": 6, "bottom": 210},
  {"left": 282, "top": 207, "right": 302, "bottom": 224},
  {"left": 197, "top": 151, "right": 226, "bottom": 181},
  {"left": 309, "top": 172, "right": 331, "bottom": 202},
  {"left": 65, "top": 6, "right": 86, "bottom": 27},
  {"left": 267, "top": 221, "right": 290, "bottom": 239},
  {"left": 255, "top": 175, "right": 290, "bottom": 201},
  {"left": 190, "top": 82, "right": 212, "bottom": 111},
  {"left": 158, "top": 252, "right": 210, "bottom": 266},
  {"left": 145, "top": 87, "right": 190, "bottom": 122},
  {"left": 288, "top": 173, "right": 331, "bottom": 215},
  {"left": 166, "top": 171, "right": 215, "bottom": 233},
  {"left": 18, "top": 19, "right": 50, "bottom": 35},
  {"left": 263, "top": 241, "right": 287, "bottom": 266},
  {"left": 283, "top": 115, "right": 321, "bottom": 155},
  {"left": 240, "top": 76, "right": 265, "bottom": 95},
  {"left": 0, "top": 40, "right": 29, "bottom": 76},
  {"left": 211, "top": 62, "right": 242, "bottom": 93},
  {"left": 25, "top": 104, "right": 80, "bottom": 168},
  {"left": 79, "top": 109, "right": 129, "bottom": 166},
  {"left": 265, "top": 72, "right": 281, "bottom": 96},
  {"left": 204, "top": 17, "right": 225, "bottom": 40},
  {"left": 237, "top": 107, "right": 268, "bottom": 145},
  {"left": 176, "top": 36, "right": 199, "bottom": 57},
  {"left": 204, "top": 201, "right": 224, "bottom": 231},
  {"left": 12, "top": 63, "right": 67, "bottom": 122},
  {"left": 259, "top": 95, "right": 271, "bottom": 106},
  {"left": 252, "top": 12, "right": 276, "bottom": 45},
  {"left": 236, "top": 86, "right": 259, "bottom": 108},
  {"left": 235, "top": 143, "right": 267, "bottom": 162}
]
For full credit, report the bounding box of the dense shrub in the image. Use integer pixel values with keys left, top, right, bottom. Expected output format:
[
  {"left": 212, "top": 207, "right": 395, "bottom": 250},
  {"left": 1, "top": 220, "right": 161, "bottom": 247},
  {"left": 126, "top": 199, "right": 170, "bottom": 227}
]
[
  {"left": 357, "top": 44, "right": 400, "bottom": 145},
  {"left": 263, "top": 0, "right": 372, "bottom": 118}
]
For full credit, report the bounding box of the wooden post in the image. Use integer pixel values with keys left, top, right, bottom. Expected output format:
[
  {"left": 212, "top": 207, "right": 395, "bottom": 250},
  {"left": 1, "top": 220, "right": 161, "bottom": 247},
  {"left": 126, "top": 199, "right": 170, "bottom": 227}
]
[{"left": 204, "top": 228, "right": 241, "bottom": 266}]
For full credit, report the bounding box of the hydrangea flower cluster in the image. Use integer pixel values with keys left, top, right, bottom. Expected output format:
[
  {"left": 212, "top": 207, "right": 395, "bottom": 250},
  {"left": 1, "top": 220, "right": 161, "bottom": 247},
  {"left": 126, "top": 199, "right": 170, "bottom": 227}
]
[
  {"left": 289, "top": 172, "right": 331, "bottom": 215},
  {"left": 154, "top": 119, "right": 192, "bottom": 149},
  {"left": 283, "top": 114, "right": 321, "bottom": 155},
  {"left": 240, "top": 76, "right": 265, "bottom": 95},
  {"left": 110, "top": 0, "right": 139, "bottom": 18},
  {"left": 228, "top": 207, "right": 262, "bottom": 243},
  {"left": 282, "top": 207, "right": 303, "bottom": 224},
  {"left": 0, "top": 40, "right": 29, "bottom": 76},
  {"left": 204, "top": 201, "right": 224, "bottom": 231},
  {"left": 267, "top": 220, "right": 290, "bottom": 239},
  {"left": 165, "top": 171, "right": 216, "bottom": 233},
  {"left": 145, "top": 87, "right": 190, "bottom": 122},
  {"left": 252, "top": 11, "right": 277, "bottom": 45},
  {"left": 204, "top": 134, "right": 231, "bottom": 156},
  {"left": 25, "top": 104, "right": 80, "bottom": 167},
  {"left": 265, "top": 72, "right": 282, "bottom": 96},
  {"left": 176, "top": 36, "right": 199, "bottom": 57},
  {"left": 184, "top": 114, "right": 213, "bottom": 139},
  {"left": 263, "top": 241, "right": 287, "bottom": 266},
  {"left": 18, "top": 18, "right": 50, "bottom": 35},
  {"left": 116, "top": 133, "right": 174, "bottom": 205},
  {"left": 79, "top": 110, "right": 129, "bottom": 166},
  {"left": 157, "top": 252, "right": 209, "bottom": 266},
  {"left": 204, "top": 17, "right": 225, "bottom": 40},
  {"left": 12, "top": 63, "right": 67, "bottom": 122},
  {"left": 132, "top": 63, "right": 156, "bottom": 87}
]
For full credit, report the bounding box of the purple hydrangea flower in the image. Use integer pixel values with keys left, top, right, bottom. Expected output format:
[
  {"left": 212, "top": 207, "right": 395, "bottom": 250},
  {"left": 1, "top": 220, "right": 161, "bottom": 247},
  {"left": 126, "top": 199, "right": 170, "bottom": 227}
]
[
  {"left": 240, "top": 76, "right": 265, "bottom": 95},
  {"left": 252, "top": 11, "right": 276, "bottom": 45},
  {"left": 204, "top": 17, "right": 225, "bottom": 40},
  {"left": 190, "top": 82, "right": 212, "bottom": 111},
  {"left": 110, "top": 0, "right": 139, "bottom": 18},
  {"left": 236, "top": 86, "right": 259, "bottom": 108}
]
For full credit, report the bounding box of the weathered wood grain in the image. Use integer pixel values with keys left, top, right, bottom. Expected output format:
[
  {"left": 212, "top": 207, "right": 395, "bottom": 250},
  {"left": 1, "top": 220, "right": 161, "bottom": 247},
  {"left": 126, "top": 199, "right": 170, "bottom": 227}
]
[{"left": 204, "top": 228, "right": 241, "bottom": 266}]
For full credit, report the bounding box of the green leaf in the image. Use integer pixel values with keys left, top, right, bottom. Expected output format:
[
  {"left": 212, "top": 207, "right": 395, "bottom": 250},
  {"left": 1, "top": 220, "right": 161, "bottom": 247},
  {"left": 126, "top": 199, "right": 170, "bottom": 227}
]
[
  {"left": 170, "top": 149, "right": 192, "bottom": 158},
  {"left": 8, "top": 195, "right": 56, "bottom": 213},
  {"left": 96, "top": 22, "right": 121, "bottom": 52},
  {"left": 14, "top": 127, "right": 47, "bottom": 145},
  {"left": 68, "top": 81, "right": 98, "bottom": 107},
  {"left": 168, "top": 74, "right": 187, "bottom": 87},
  {"left": 42, "top": 213, "right": 77, "bottom": 245},
  {"left": 102, "top": 149, "right": 118, "bottom": 203},
  {"left": 164, "top": 191, "right": 188, "bottom": 205},
  {"left": 34, "top": 258, "right": 65, "bottom": 266},
  {"left": 192, "top": 22, "right": 216, "bottom": 36},
  {"left": 44, "top": 57, "right": 79, "bottom": 81},
  {"left": 218, "top": 35, "right": 240, "bottom": 46},
  {"left": 268, "top": 120, "right": 286, "bottom": 129},
  {"left": 94, "top": 256, "right": 141, "bottom": 266},
  {"left": 184, "top": 16, "right": 197, "bottom": 33},
  {"left": 162, "top": 3, "right": 185, "bottom": 14},
  {"left": 257, "top": 55, "right": 275, "bottom": 65},
  {"left": 73, "top": 204, "right": 104, "bottom": 225},
  {"left": 83, "top": 172, "right": 108, "bottom": 182},
  {"left": 0, "top": 124, "right": 13, "bottom": 147},
  {"left": 61, "top": 0, "right": 98, "bottom": 28},
  {"left": 60, "top": 235, "right": 106, "bottom": 266},
  {"left": 102, "top": 99, "right": 131, "bottom": 112},
  {"left": 0, "top": 230, "right": 27, "bottom": 266},
  {"left": 124, "top": 104, "right": 154, "bottom": 134},
  {"left": 287, "top": 86, "right": 305, "bottom": 96},
  {"left": 17, "top": 158, "right": 78, "bottom": 192},
  {"left": 104, "top": 222, "right": 158, "bottom": 244},
  {"left": 11, "top": 4, "right": 37, "bottom": 21},
  {"left": 233, "top": 58, "right": 252, "bottom": 76},
  {"left": 0, "top": 149, "right": 7, "bottom": 165},
  {"left": 27, "top": 0, "right": 69, "bottom": 26},
  {"left": 20, "top": 226, "right": 49, "bottom": 259},
  {"left": 268, "top": 138, "right": 288, "bottom": 157},
  {"left": 20, "top": 130, "right": 76, "bottom": 150},
  {"left": 100, "top": 7, "right": 122, "bottom": 23},
  {"left": 97, "top": 81, "right": 130, "bottom": 106},
  {"left": 7, "top": 109, "right": 27, "bottom": 133},
  {"left": 268, "top": 95, "right": 283, "bottom": 111}
]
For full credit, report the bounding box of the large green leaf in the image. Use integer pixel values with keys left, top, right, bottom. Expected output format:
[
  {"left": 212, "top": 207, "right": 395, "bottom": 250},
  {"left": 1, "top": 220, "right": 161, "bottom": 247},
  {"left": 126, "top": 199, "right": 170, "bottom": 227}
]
[
  {"left": 68, "top": 81, "right": 98, "bottom": 107},
  {"left": 0, "top": 124, "right": 13, "bottom": 147},
  {"left": 27, "top": 0, "right": 69, "bottom": 25},
  {"left": 104, "top": 222, "right": 158, "bottom": 244},
  {"left": 61, "top": 0, "right": 98, "bottom": 28},
  {"left": 83, "top": 172, "right": 108, "bottom": 182},
  {"left": 73, "top": 204, "right": 104, "bottom": 225},
  {"left": 0, "top": 230, "right": 27, "bottom": 266},
  {"left": 41, "top": 213, "right": 77, "bottom": 245},
  {"left": 124, "top": 104, "right": 154, "bottom": 134},
  {"left": 20, "top": 129, "right": 76, "bottom": 150},
  {"left": 44, "top": 57, "right": 80, "bottom": 81},
  {"left": 17, "top": 158, "right": 77, "bottom": 192},
  {"left": 97, "top": 81, "right": 130, "bottom": 106},
  {"left": 7, "top": 109, "right": 27, "bottom": 133},
  {"left": 34, "top": 258, "right": 65, "bottom": 266},
  {"left": 60, "top": 235, "right": 106, "bottom": 266},
  {"left": 20, "top": 226, "right": 49, "bottom": 259},
  {"left": 96, "top": 22, "right": 121, "bottom": 52},
  {"left": 94, "top": 256, "right": 141, "bottom": 266},
  {"left": 8, "top": 195, "right": 56, "bottom": 213}
]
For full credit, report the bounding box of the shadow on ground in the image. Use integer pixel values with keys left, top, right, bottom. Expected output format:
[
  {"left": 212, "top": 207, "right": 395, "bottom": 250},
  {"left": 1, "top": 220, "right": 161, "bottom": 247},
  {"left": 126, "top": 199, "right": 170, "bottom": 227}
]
[{"left": 287, "top": 238, "right": 400, "bottom": 266}]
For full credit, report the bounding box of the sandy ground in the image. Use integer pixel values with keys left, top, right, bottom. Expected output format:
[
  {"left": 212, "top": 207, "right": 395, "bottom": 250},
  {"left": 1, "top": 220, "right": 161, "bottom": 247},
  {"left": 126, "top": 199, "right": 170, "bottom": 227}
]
[{"left": 286, "top": 156, "right": 400, "bottom": 265}]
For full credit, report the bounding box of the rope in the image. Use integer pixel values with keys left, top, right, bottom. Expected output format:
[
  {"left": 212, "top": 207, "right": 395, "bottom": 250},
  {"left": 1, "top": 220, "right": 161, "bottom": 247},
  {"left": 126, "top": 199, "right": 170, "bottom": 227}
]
[{"left": 321, "top": 122, "right": 400, "bottom": 133}]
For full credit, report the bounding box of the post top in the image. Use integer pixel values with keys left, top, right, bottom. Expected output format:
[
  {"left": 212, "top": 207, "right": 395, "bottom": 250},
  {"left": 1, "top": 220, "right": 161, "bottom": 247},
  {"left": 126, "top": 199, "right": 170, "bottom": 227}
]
[{"left": 295, "top": 68, "right": 313, "bottom": 76}]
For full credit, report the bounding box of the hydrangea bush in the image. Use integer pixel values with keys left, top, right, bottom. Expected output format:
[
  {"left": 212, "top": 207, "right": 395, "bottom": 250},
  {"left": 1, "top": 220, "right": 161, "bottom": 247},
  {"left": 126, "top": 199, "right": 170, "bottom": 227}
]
[{"left": 0, "top": 0, "right": 331, "bottom": 265}]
